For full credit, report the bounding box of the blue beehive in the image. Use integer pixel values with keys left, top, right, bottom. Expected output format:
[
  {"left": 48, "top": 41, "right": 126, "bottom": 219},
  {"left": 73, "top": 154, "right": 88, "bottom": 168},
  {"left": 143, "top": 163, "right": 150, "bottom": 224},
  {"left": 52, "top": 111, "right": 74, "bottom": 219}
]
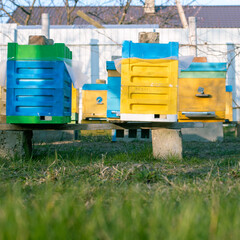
[
  {"left": 106, "top": 61, "right": 121, "bottom": 118},
  {"left": 6, "top": 60, "right": 71, "bottom": 124},
  {"left": 122, "top": 41, "right": 179, "bottom": 59}
]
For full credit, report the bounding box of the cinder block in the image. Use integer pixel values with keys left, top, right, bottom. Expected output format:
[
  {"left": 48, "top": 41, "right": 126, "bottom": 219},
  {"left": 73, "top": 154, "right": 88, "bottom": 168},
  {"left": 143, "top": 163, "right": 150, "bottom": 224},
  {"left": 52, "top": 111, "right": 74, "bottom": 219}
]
[
  {"left": 33, "top": 130, "right": 79, "bottom": 143},
  {"left": 152, "top": 129, "right": 182, "bottom": 159},
  {"left": 0, "top": 131, "right": 32, "bottom": 159},
  {"left": 181, "top": 122, "right": 223, "bottom": 142},
  {"left": 112, "top": 129, "right": 151, "bottom": 142}
]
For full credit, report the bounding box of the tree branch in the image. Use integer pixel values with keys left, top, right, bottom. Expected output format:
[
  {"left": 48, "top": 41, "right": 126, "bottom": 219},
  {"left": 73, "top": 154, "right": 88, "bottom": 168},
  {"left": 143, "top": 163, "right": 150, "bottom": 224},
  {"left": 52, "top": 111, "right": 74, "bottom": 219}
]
[{"left": 118, "top": 0, "right": 132, "bottom": 24}]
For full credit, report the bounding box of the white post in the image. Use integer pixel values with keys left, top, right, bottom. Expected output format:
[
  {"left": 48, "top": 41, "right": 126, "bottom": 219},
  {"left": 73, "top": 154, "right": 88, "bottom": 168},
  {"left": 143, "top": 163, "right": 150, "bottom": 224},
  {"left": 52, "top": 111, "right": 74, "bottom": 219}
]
[
  {"left": 42, "top": 13, "right": 50, "bottom": 39},
  {"left": 189, "top": 16, "right": 197, "bottom": 56}
]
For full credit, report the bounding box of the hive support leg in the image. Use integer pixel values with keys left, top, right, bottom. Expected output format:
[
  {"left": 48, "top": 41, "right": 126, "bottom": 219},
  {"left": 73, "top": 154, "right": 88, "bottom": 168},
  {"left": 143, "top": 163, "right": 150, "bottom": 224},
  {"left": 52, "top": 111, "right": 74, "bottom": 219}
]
[
  {"left": 0, "top": 130, "right": 33, "bottom": 159},
  {"left": 152, "top": 129, "right": 183, "bottom": 159}
]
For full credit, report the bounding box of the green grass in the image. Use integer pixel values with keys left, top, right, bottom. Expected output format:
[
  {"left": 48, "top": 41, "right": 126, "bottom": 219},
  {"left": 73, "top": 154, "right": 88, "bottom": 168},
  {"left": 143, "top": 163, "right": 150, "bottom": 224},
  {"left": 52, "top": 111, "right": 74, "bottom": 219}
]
[{"left": 1, "top": 136, "right": 240, "bottom": 239}]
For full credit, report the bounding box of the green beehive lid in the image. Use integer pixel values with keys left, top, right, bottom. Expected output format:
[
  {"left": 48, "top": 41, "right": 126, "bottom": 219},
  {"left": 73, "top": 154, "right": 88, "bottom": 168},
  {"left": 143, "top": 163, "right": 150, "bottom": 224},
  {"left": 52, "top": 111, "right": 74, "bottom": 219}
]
[{"left": 7, "top": 43, "right": 72, "bottom": 61}]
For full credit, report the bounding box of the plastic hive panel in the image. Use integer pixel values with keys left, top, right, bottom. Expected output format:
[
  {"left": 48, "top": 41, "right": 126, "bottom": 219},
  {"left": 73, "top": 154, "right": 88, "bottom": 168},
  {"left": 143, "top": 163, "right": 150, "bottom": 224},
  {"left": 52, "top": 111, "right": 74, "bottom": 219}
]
[
  {"left": 122, "top": 41, "right": 179, "bottom": 59},
  {"left": 178, "top": 78, "right": 226, "bottom": 122},
  {"left": 82, "top": 84, "right": 107, "bottom": 91},
  {"left": 107, "top": 76, "right": 121, "bottom": 118},
  {"left": 72, "top": 85, "right": 79, "bottom": 114},
  {"left": 226, "top": 85, "right": 233, "bottom": 92},
  {"left": 121, "top": 58, "right": 178, "bottom": 87},
  {"left": 106, "top": 61, "right": 117, "bottom": 70},
  {"left": 8, "top": 43, "right": 72, "bottom": 61},
  {"left": 82, "top": 87, "right": 108, "bottom": 119},
  {"left": 7, "top": 116, "right": 71, "bottom": 124},
  {"left": 181, "top": 62, "right": 227, "bottom": 72},
  {"left": 6, "top": 60, "right": 71, "bottom": 123},
  {"left": 179, "top": 71, "right": 226, "bottom": 79},
  {"left": 120, "top": 86, "right": 177, "bottom": 115}
]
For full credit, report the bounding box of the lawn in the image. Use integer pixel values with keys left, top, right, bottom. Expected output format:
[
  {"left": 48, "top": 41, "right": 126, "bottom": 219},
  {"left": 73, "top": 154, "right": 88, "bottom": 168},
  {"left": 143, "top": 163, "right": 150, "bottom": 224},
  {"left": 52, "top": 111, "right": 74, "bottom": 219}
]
[{"left": 1, "top": 135, "right": 240, "bottom": 239}]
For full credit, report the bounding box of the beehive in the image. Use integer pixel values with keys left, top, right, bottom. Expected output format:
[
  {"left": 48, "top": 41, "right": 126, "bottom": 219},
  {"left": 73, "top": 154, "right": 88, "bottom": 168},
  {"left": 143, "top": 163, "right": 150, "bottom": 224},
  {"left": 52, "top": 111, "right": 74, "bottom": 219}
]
[
  {"left": 120, "top": 58, "right": 178, "bottom": 122},
  {"left": 6, "top": 43, "right": 72, "bottom": 124},
  {"left": 178, "top": 62, "right": 227, "bottom": 122},
  {"left": 6, "top": 61, "right": 71, "bottom": 124},
  {"left": 82, "top": 84, "right": 107, "bottom": 120}
]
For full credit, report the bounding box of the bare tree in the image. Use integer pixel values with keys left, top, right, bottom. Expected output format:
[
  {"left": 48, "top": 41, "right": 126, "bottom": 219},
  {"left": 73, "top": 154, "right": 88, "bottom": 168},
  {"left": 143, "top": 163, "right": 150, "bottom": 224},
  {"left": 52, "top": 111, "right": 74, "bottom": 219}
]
[
  {"left": 0, "top": 0, "right": 38, "bottom": 25},
  {"left": 0, "top": 0, "right": 82, "bottom": 25},
  {"left": 63, "top": 0, "right": 80, "bottom": 25},
  {"left": 0, "top": 0, "right": 197, "bottom": 27}
]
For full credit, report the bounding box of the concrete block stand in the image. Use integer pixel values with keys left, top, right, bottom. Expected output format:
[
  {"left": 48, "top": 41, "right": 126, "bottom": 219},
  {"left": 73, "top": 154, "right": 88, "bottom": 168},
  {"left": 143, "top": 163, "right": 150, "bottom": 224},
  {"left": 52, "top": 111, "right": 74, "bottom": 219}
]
[
  {"left": 0, "top": 131, "right": 32, "bottom": 159},
  {"left": 181, "top": 122, "right": 223, "bottom": 142},
  {"left": 152, "top": 129, "right": 182, "bottom": 159},
  {"left": 33, "top": 130, "right": 79, "bottom": 143}
]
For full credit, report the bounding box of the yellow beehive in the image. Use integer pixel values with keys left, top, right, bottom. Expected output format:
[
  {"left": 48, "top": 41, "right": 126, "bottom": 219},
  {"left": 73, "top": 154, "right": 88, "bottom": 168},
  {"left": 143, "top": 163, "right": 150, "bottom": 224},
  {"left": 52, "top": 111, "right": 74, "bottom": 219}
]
[
  {"left": 178, "top": 78, "right": 226, "bottom": 122},
  {"left": 82, "top": 84, "right": 107, "bottom": 120},
  {"left": 72, "top": 85, "right": 79, "bottom": 114},
  {"left": 120, "top": 58, "right": 178, "bottom": 118}
]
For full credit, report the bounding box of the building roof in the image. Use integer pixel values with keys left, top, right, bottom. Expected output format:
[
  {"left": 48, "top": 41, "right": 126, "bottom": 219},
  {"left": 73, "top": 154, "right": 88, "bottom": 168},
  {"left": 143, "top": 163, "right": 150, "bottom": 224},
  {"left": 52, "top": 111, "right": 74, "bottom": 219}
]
[{"left": 7, "top": 5, "right": 240, "bottom": 28}]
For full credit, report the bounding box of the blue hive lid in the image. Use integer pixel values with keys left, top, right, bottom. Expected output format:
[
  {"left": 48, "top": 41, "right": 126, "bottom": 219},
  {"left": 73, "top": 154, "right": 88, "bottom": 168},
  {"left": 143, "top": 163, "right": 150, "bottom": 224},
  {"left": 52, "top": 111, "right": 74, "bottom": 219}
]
[
  {"left": 122, "top": 41, "right": 179, "bottom": 59},
  {"left": 181, "top": 62, "right": 227, "bottom": 72},
  {"left": 82, "top": 84, "right": 107, "bottom": 90}
]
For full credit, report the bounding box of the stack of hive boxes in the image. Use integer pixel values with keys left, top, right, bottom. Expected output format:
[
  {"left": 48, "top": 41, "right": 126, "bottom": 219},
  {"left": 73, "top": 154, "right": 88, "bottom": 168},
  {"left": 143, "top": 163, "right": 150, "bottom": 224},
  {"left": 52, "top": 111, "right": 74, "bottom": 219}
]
[
  {"left": 6, "top": 43, "right": 73, "bottom": 124},
  {"left": 120, "top": 41, "right": 179, "bottom": 122},
  {"left": 82, "top": 60, "right": 121, "bottom": 121},
  {"left": 178, "top": 62, "right": 230, "bottom": 122}
]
